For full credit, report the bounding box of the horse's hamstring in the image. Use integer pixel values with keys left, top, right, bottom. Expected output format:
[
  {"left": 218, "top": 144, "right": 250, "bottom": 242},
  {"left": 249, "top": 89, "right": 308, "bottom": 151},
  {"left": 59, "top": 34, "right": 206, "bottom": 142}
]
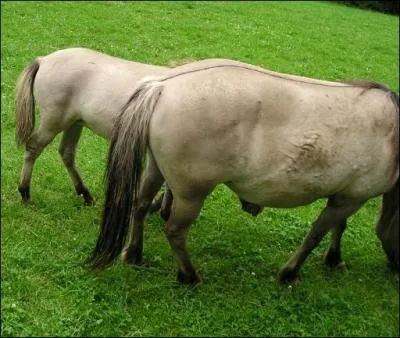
[
  {"left": 164, "top": 193, "right": 207, "bottom": 285},
  {"left": 279, "top": 198, "right": 364, "bottom": 283},
  {"left": 18, "top": 127, "right": 58, "bottom": 204},
  {"left": 59, "top": 123, "right": 93, "bottom": 205},
  {"left": 122, "top": 157, "right": 164, "bottom": 265}
]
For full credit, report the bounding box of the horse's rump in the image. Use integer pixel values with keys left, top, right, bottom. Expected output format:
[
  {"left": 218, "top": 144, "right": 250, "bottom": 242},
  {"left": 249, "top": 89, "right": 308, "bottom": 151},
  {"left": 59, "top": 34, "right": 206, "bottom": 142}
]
[{"left": 32, "top": 48, "right": 168, "bottom": 138}]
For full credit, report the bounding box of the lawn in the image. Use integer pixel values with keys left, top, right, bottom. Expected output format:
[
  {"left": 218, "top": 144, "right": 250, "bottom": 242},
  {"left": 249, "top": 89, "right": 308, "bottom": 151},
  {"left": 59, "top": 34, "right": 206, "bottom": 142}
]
[{"left": 1, "top": 1, "right": 399, "bottom": 336}]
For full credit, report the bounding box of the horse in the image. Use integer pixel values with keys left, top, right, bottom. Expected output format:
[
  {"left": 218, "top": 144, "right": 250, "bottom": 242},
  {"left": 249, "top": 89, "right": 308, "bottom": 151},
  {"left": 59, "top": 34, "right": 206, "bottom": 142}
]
[
  {"left": 15, "top": 47, "right": 170, "bottom": 207},
  {"left": 88, "top": 59, "right": 399, "bottom": 285}
]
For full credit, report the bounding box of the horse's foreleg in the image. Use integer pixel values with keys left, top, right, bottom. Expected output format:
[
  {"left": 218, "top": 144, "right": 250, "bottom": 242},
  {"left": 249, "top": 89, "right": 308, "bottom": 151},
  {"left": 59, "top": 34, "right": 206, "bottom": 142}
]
[
  {"left": 18, "top": 127, "right": 58, "bottom": 204},
  {"left": 278, "top": 198, "right": 364, "bottom": 283},
  {"left": 59, "top": 123, "right": 94, "bottom": 205},
  {"left": 122, "top": 155, "right": 164, "bottom": 265},
  {"left": 323, "top": 220, "right": 347, "bottom": 268}
]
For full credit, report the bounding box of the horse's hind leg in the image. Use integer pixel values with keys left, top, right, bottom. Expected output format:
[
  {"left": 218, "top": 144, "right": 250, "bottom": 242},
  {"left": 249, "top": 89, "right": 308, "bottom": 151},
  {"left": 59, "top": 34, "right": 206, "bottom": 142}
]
[
  {"left": 278, "top": 198, "right": 364, "bottom": 283},
  {"left": 165, "top": 190, "right": 211, "bottom": 286},
  {"left": 122, "top": 155, "right": 164, "bottom": 265},
  {"left": 324, "top": 221, "right": 347, "bottom": 268},
  {"left": 59, "top": 123, "right": 94, "bottom": 205},
  {"left": 18, "top": 127, "right": 59, "bottom": 204}
]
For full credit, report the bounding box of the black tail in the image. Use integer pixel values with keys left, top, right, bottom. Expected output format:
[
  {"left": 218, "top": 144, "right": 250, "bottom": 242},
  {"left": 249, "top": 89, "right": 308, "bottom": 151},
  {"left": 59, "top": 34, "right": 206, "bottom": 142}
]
[
  {"left": 376, "top": 179, "right": 399, "bottom": 270},
  {"left": 86, "top": 78, "right": 164, "bottom": 269}
]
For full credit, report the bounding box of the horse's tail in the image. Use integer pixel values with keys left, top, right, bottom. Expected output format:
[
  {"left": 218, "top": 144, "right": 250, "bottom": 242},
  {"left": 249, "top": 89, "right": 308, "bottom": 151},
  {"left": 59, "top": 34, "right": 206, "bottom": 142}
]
[
  {"left": 376, "top": 179, "right": 399, "bottom": 270},
  {"left": 376, "top": 90, "right": 399, "bottom": 269},
  {"left": 87, "top": 77, "right": 164, "bottom": 269},
  {"left": 15, "top": 59, "right": 40, "bottom": 146}
]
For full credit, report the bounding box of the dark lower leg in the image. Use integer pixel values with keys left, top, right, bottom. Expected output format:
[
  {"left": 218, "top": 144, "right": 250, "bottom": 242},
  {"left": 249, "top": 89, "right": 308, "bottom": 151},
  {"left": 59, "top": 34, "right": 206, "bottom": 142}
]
[
  {"left": 59, "top": 125, "right": 94, "bottom": 205},
  {"left": 122, "top": 158, "right": 164, "bottom": 265},
  {"left": 279, "top": 221, "right": 329, "bottom": 283},
  {"left": 122, "top": 209, "right": 145, "bottom": 265},
  {"left": 324, "top": 221, "right": 347, "bottom": 267},
  {"left": 165, "top": 195, "right": 206, "bottom": 285},
  {"left": 167, "top": 227, "right": 200, "bottom": 285},
  {"left": 19, "top": 130, "right": 57, "bottom": 204},
  {"left": 74, "top": 181, "right": 94, "bottom": 205},
  {"left": 279, "top": 199, "right": 363, "bottom": 283}
]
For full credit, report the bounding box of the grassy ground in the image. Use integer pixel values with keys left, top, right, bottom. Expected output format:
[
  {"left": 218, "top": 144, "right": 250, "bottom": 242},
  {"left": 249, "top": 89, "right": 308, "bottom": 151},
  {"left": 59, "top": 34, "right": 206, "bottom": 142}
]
[{"left": 1, "top": 1, "right": 399, "bottom": 336}]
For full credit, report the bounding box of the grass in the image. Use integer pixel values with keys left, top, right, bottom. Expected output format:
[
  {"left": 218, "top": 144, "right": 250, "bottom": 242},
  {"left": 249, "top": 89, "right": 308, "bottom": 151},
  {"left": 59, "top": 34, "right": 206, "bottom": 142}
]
[{"left": 1, "top": 1, "right": 399, "bottom": 336}]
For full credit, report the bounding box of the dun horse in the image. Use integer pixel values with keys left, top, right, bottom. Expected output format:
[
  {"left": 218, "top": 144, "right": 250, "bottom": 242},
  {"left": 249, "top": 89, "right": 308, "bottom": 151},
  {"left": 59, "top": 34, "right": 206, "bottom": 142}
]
[
  {"left": 15, "top": 47, "right": 169, "bottom": 208},
  {"left": 89, "top": 59, "right": 399, "bottom": 284}
]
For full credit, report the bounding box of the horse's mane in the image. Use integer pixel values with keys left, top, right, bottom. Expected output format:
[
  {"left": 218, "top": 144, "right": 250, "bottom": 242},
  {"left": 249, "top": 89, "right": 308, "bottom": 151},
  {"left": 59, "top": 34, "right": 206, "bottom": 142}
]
[
  {"left": 341, "top": 79, "right": 398, "bottom": 111},
  {"left": 163, "top": 61, "right": 398, "bottom": 97}
]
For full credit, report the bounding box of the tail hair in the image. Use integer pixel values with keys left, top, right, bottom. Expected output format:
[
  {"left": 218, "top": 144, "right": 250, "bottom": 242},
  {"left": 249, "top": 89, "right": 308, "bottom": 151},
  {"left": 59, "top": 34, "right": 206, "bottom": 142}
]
[
  {"left": 376, "top": 179, "right": 399, "bottom": 270},
  {"left": 87, "top": 77, "right": 164, "bottom": 269},
  {"left": 15, "top": 59, "right": 40, "bottom": 146}
]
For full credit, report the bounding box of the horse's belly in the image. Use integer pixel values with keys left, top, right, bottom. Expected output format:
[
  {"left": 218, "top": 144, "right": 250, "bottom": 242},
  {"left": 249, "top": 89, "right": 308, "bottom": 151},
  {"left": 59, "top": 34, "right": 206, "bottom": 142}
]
[
  {"left": 226, "top": 180, "right": 324, "bottom": 208},
  {"left": 82, "top": 113, "right": 113, "bottom": 139}
]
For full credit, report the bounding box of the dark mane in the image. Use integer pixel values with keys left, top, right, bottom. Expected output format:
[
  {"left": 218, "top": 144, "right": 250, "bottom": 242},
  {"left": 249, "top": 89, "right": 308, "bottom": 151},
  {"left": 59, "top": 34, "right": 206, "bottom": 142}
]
[{"left": 340, "top": 80, "right": 399, "bottom": 109}]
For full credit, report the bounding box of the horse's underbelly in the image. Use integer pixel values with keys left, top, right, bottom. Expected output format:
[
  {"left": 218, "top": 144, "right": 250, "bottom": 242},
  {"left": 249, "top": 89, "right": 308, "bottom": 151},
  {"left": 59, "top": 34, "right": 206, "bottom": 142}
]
[
  {"left": 80, "top": 105, "right": 115, "bottom": 139},
  {"left": 225, "top": 180, "right": 324, "bottom": 208}
]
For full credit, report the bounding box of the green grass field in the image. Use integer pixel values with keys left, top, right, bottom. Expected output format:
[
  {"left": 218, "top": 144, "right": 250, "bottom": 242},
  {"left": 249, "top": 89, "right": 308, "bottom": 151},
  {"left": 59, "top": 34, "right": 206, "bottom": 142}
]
[{"left": 1, "top": 1, "right": 399, "bottom": 336}]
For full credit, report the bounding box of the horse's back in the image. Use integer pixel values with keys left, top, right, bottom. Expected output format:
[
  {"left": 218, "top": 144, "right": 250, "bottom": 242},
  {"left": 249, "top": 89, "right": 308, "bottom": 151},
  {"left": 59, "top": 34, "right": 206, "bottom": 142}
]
[
  {"left": 150, "top": 64, "right": 398, "bottom": 206},
  {"left": 33, "top": 48, "right": 167, "bottom": 137}
]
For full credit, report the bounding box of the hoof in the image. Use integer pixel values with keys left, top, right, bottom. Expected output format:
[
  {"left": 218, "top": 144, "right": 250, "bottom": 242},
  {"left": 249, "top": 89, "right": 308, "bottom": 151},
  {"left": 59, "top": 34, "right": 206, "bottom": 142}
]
[
  {"left": 21, "top": 198, "right": 31, "bottom": 206},
  {"left": 81, "top": 192, "right": 95, "bottom": 206},
  {"left": 83, "top": 195, "right": 95, "bottom": 206},
  {"left": 76, "top": 186, "right": 95, "bottom": 206},
  {"left": 278, "top": 266, "right": 299, "bottom": 284},
  {"left": 121, "top": 246, "right": 143, "bottom": 266},
  {"left": 18, "top": 186, "right": 31, "bottom": 205},
  {"left": 324, "top": 249, "right": 346, "bottom": 270},
  {"left": 177, "top": 270, "right": 201, "bottom": 286}
]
